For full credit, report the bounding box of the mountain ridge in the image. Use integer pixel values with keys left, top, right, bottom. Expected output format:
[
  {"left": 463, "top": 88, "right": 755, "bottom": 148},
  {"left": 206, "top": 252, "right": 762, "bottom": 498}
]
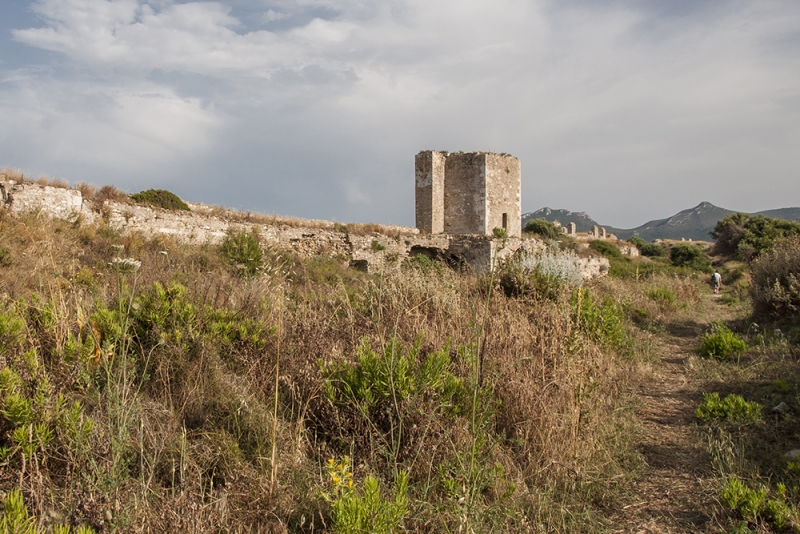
[{"left": 522, "top": 202, "right": 800, "bottom": 242}]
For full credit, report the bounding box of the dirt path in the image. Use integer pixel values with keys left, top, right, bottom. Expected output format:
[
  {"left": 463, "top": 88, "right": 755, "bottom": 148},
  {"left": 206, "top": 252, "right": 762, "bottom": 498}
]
[{"left": 610, "top": 296, "right": 739, "bottom": 533}]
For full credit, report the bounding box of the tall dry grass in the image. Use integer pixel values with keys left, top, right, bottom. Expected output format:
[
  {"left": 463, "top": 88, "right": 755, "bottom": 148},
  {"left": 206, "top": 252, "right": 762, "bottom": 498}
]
[{"left": 0, "top": 212, "right": 641, "bottom": 532}]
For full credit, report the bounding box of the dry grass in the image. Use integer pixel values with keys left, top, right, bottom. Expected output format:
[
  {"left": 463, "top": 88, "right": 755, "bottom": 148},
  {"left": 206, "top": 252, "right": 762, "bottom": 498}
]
[
  {"left": 0, "top": 166, "right": 26, "bottom": 182},
  {"left": 0, "top": 210, "right": 643, "bottom": 533}
]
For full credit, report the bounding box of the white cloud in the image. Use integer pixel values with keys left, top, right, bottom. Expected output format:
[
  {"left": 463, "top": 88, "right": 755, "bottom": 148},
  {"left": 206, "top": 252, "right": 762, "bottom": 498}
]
[
  {"left": 0, "top": 73, "right": 226, "bottom": 175},
  {"left": 261, "top": 9, "right": 286, "bottom": 23},
  {"left": 3, "top": 0, "right": 800, "bottom": 225}
]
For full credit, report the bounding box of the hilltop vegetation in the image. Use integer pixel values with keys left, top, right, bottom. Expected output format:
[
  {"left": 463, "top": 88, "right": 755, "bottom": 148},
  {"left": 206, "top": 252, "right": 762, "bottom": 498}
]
[{"left": 525, "top": 202, "right": 800, "bottom": 242}]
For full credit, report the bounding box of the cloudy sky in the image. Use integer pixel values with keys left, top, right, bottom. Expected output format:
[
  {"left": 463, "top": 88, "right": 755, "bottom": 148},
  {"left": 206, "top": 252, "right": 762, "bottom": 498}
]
[{"left": 1, "top": 0, "right": 798, "bottom": 228}]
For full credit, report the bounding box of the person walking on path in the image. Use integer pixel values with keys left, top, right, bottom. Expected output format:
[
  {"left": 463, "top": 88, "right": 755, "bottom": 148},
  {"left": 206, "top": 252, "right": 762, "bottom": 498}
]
[{"left": 711, "top": 270, "right": 722, "bottom": 294}]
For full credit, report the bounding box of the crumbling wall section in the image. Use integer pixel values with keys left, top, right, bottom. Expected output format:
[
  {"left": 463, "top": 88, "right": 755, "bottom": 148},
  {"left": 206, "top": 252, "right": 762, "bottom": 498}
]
[
  {"left": 1, "top": 181, "right": 86, "bottom": 221},
  {"left": 443, "top": 153, "right": 486, "bottom": 235}
]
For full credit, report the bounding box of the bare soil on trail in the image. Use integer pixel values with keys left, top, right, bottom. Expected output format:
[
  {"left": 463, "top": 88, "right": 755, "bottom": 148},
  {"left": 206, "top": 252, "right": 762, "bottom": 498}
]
[{"left": 609, "top": 296, "right": 742, "bottom": 533}]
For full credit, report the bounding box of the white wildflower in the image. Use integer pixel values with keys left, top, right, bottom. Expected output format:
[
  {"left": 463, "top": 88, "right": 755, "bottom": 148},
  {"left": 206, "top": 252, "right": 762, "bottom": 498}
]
[{"left": 110, "top": 257, "right": 141, "bottom": 273}]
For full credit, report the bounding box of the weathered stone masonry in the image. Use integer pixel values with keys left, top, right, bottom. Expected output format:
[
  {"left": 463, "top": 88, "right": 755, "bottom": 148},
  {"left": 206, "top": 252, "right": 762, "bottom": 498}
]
[{"left": 415, "top": 151, "right": 521, "bottom": 238}]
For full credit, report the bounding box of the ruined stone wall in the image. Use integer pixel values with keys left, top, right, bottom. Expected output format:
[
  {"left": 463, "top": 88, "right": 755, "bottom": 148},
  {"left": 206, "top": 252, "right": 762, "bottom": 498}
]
[
  {"left": 443, "top": 153, "right": 486, "bottom": 235},
  {"left": 484, "top": 153, "right": 521, "bottom": 238},
  {"left": 414, "top": 151, "right": 446, "bottom": 234},
  {"left": 0, "top": 181, "right": 83, "bottom": 220},
  {"left": 0, "top": 178, "right": 605, "bottom": 279}
]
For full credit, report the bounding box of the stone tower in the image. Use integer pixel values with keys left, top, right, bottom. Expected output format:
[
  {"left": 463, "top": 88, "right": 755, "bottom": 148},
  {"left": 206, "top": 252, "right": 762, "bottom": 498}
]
[{"left": 415, "top": 151, "right": 521, "bottom": 238}]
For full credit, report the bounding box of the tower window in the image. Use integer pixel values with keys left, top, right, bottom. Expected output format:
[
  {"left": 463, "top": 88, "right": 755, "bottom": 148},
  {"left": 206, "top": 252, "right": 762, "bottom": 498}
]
[{"left": 502, "top": 213, "right": 508, "bottom": 229}]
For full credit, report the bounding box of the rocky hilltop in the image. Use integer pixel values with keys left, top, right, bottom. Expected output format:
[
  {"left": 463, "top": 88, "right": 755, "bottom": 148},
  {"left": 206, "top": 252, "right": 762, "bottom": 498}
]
[{"left": 524, "top": 202, "right": 800, "bottom": 242}]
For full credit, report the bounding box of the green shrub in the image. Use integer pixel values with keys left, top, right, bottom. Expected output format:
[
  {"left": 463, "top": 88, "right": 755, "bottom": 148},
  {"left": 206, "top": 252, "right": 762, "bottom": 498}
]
[
  {"left": 323, "top": 338, "right": 463, "bottom": 412},
  {"left": 640, "top": 243, "right": 664, "bottom": 257},
  {"left": 712, "top": 213, "right": 800, "bottom": 261},
  {"left": 750, "top": 236, "right": 800, "bottom": 319},
  {"left": 695, "top": 393, "right": 761, "bottom": 422},
  {"left": 0, "top": 488, "right": 96, "bottom": 534},
  {"left": 371, "top": 240, "right": 386, "bottom": 252},
  {"left": 628, "top": 237, "right": 664, "bottom": 257},
  {"left": 589, "top": 240, "right": 622, "bottom": 260},
  {"left": 130, "top": 189, "right": 190, "bottom": 211},
  {"left": 492, "top": 227, "right": 508, "bottom": 239},
  {"left": 524, "top": 218, "right": 560, "bottom": 239},
  {"left": 572, "top": 288, "right": 627, "bottom": 350},
  {"left": 722, "top": 477, "right": 767, "bottom": 521},
  {"left": 721, "top": 478, "right": 796, "bottom": 528},
  {"left": 647, "top": 287, "right": 677, "bottom": 308},
  {"left": 698, "top": 323, "right": 747, "bottom": 359},
  {"left": 670, "top": 243, "right": 712, "bottom": 272},
  {"left": 331, "top": 472, "right": 409, "bottom": 534},
  {"left": 220, "top": 229, "right": 263, "bottom": 277}
]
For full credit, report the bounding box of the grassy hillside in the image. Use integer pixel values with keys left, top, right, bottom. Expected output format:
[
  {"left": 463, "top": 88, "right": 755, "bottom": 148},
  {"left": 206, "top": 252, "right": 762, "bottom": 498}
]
[
  {"left": 0, "top": 210, "right": 662, "bottom": 533},
  {"left": 5, "top": 204, "right": 798, "bottom": 532}
]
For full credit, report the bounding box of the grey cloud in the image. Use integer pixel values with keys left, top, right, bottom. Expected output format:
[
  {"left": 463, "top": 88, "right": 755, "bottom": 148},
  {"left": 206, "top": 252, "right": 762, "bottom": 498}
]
[{"left": 1, "top": 0, "right": 798, "bottom": 228}]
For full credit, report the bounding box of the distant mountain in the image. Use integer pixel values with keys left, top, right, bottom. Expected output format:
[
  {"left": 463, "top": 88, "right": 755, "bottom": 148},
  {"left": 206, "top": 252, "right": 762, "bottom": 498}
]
[
  {"left": 524, "top": 202, "right": 800, "bottom": 242},
  {"left": 756, "top": 207, "right": 800, "bottom": 221},
  {"left": 522, "top": 208, "right": 600, "bottom": 233}
]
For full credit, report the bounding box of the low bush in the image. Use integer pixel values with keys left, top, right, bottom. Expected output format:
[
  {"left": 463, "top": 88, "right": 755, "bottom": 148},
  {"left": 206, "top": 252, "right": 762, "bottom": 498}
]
[
  {"left": 219, "top": 228, "right": 263, "bottom": 277},
  {"left": 698, "top": 323, "right": 748, "bottom": 359},
  {"left": 572, "top": 287, "right": 627, "bottom": 350},
  {"left": 523, "top": 218, "right": 560, "bottom": 239},
  {"left": 130, "top": 188, "right": 190, "bottom": 211},
  {"left": 669, "top": 243, "right": 712, "bottom": 272},
  {"left": 695, "top": 393, "right": 761, "bottom": 422},
  {"left": 721, "top": 478, "right": 797, "bottom": 528},
  {"left": 647, "top": 287, "right": 677, "bottom": 309},
  {"left": 627, "top": 237, "right": 664, "bottom": 257},
  {"left": 589, "top": 240, "right": 622, "bottom": 260},
  {"left": 0, "top": 488, "right": 97, "bottom": 533},
  {"left": 499, "top": 248, "right": 583, "bottom": 299},
  {"left": 712, "top": 212, "right": 800, "bottom": 261},
  {"left": 492, "top": 227, "right": 509, "bottom": 239},
  {"left": 750, "top": 236, "right": 800, "bottom": 320}
]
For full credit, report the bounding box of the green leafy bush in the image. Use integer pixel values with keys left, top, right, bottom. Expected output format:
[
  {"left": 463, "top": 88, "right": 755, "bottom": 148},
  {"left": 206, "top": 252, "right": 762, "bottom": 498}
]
[
  {"left": 524, "top": 218, "right": 560, "bottom": 239},
  {"left": 749, "top": 236, "right": 800, "bottom": 319},
  {"left": 647, "top": 287, "right": 677, "bottom": 308},
  {"left": 627, "top": 237, "right": 664, "bottom": 257},
  {"left": 589, "top": 240, "right": 622, "bottom": 260},
  {"left": 492, "top": 227, "right": 509, "bottom": 239},
  {"left": 0, "top": 488, "right": 96, "bottom": 534},
  {"left": 572, "top": 288, "right": 627, "bottom": 350},
  {"left": 712, "top": 213, "right": 800, "bottom": 261},
  {"left": 670, "top": 243, "right": 712, "bottom": 272},
  {"left": 721, "top": 478, "right": 796, "bottom": 528},
  {"left": 220, "top": 228, "right": 263, "bottom": 277},
  {"left": 698, "top": 323, "right": 747, "bottom": 359},
  {"left": 323, "top": 338, "right": 463, "bottom": 412},
  {"left": 331, "top": 472, "right": 409, "bottom": 534},
  {"left": 695, "top": 393, "right": 761, "bottom": 422},
  {"left": 129, "top": 189, "right": 190, "bottom": 211}
]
